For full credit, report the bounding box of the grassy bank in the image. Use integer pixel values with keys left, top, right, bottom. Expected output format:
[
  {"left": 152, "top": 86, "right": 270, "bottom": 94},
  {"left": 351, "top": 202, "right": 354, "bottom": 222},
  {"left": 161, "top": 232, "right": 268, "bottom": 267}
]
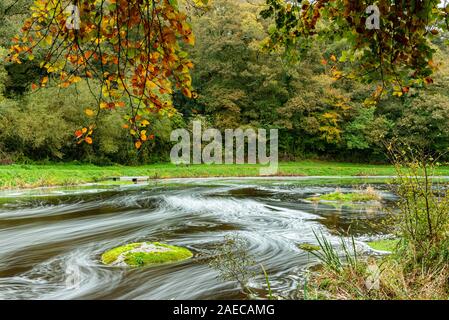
[{"left": 1, "top": 160, "right": 449, "bottom": 190}]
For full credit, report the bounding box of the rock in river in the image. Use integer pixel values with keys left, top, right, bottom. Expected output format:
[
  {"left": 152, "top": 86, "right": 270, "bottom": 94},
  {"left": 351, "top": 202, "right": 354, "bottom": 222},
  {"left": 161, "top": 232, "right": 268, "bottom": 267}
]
[{"left": 101, "top": 242, "right": 193, "bottom": 267}]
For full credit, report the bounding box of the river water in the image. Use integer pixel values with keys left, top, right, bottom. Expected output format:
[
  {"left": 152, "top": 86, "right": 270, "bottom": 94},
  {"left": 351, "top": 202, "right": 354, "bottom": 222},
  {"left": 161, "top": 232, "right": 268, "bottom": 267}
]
[{"left": 0, "top": 177, "right": 394, "bottom": 300}]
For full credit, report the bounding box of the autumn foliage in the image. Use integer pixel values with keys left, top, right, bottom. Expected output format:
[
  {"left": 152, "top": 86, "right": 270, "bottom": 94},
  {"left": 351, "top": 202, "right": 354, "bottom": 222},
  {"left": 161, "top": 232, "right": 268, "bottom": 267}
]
[
  {"left": 9, "top": 0, "right": 200, "bottom": 148},
  {"left": 261, "top": 0, "right": 449, "bottom": 102},
  {"left": 5, "top": 0, "right": 449, "bottom": 149}
]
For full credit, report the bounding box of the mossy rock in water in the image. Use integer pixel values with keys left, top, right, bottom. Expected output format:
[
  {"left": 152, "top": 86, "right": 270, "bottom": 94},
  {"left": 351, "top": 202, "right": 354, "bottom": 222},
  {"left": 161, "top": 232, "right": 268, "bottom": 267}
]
[
  {"left": 308, "top": 191, "right": 380, "bottom": 203},
  {"left": 101, "top": 242, "right": 193, "bottom": 267},
  {"left": 298, "top": 243, "right": 320, "bottom": 252},
  {"left": 367, "top": 239, "right": 399, "bottom": 252}
]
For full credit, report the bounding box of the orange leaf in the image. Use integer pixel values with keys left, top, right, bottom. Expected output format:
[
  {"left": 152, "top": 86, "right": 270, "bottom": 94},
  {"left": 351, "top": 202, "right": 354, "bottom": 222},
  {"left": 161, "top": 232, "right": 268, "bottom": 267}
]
[
  {"left": 135, "top": 140, "right": 142, "bottom": 149},
  {"left": 185, "top": 34, "right": 195, "bottom": 45},
  {"left": 85, "top": 137, "right": 93, "bottom": 144},
  {"left": 182, "top": 88, "right": 192, "bottom": 98},
  {"left": 75, "top": 130, "right": 83, "bottom": 138}
]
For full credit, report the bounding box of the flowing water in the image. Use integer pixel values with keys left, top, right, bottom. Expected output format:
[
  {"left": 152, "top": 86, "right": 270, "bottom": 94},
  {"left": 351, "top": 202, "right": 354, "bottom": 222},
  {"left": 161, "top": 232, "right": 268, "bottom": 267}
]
[{"left": 0, "top": 177, "right": 395, "bottom": 300}]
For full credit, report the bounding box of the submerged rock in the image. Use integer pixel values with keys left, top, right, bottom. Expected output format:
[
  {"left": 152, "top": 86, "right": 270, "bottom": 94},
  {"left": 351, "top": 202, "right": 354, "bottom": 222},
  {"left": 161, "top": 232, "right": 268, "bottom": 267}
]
[
  {"left": 298, "top": 243, "right": 320, "bottom": 252},
  {"left": 308, "top": 189, "right": 381, "bottom": 203},
  {"left": 101, "top": 242, "right": 193, "bottom": 267}
]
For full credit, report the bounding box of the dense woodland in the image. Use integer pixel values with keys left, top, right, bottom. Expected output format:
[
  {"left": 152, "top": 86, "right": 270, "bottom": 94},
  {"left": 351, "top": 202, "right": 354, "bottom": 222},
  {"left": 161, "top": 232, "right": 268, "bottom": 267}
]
[{"left": 1, "top": 0, "right": 449, "bottom": 165}]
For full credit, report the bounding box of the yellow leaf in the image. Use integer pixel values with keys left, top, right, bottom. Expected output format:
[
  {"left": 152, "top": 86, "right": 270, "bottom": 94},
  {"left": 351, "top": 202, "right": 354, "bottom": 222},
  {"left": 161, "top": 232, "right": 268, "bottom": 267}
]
[
  {"left": 135, "top": 141, "right": 142, "bottom": 149},
  {"left": 186, "top": 34, "right": 195, "bottom": 45},
  {"left": 45, "top": 35, "right": 52, "bottom": 45},
  {"left": 85, "top": 108, "right": 95, "bottom": 117},
  {"left": 146, "top": 80, "right": 157, "bottom": 89}
]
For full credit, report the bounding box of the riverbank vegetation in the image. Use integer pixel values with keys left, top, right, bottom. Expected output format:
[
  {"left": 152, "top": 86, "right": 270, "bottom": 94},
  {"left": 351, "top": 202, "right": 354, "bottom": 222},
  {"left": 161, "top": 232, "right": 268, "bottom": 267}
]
[{"left": 307, "top": 152, "right": 449, "bottom": 300}]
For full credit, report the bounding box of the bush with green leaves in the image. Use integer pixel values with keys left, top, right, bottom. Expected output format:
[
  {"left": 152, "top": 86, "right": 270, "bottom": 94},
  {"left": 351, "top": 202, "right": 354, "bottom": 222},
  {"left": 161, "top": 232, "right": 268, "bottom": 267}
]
[
  {"left": 387, "top": 146, "right": 449, "bottom": 270},
  {"left": 209, "top": 234, "right": 257, "bottom": 296}
]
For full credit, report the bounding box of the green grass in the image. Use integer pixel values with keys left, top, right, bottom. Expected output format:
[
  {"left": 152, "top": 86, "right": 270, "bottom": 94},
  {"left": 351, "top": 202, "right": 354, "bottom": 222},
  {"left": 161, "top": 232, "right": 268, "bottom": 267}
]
[
  {"left": 367, "top": 239, "right": 400, "bottom": 252},
  {"left": 1, "top": 160, "right": 449, "bottom": 190}
]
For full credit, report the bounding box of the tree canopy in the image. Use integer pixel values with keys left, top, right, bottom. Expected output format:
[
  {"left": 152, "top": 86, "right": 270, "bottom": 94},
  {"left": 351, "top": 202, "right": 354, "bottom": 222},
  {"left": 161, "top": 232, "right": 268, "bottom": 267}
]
[
  {"left": 1, "top": 0, "right": 449, "bottom": 162},
  {"left": 8, "top": 0, "right": 209, "bottom": 148},
  {"left": 262, "top": 0, "right": 449, "bottom": 101}
]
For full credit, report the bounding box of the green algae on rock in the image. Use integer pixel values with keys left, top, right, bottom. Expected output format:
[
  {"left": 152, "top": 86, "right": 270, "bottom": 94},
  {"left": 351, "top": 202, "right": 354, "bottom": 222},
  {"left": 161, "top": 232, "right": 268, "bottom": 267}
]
[
  {"left": 101, "top": 242, "right": 193, "bottom": 267},
  {"left": 298, "top": 243, "right": 320, "bottom": 252},
  {"left": 366, "top": 239, "right": 399, "bottom": 252},
  {"left": 308, "top": 187, "right": 381, "bottom": 203}
]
